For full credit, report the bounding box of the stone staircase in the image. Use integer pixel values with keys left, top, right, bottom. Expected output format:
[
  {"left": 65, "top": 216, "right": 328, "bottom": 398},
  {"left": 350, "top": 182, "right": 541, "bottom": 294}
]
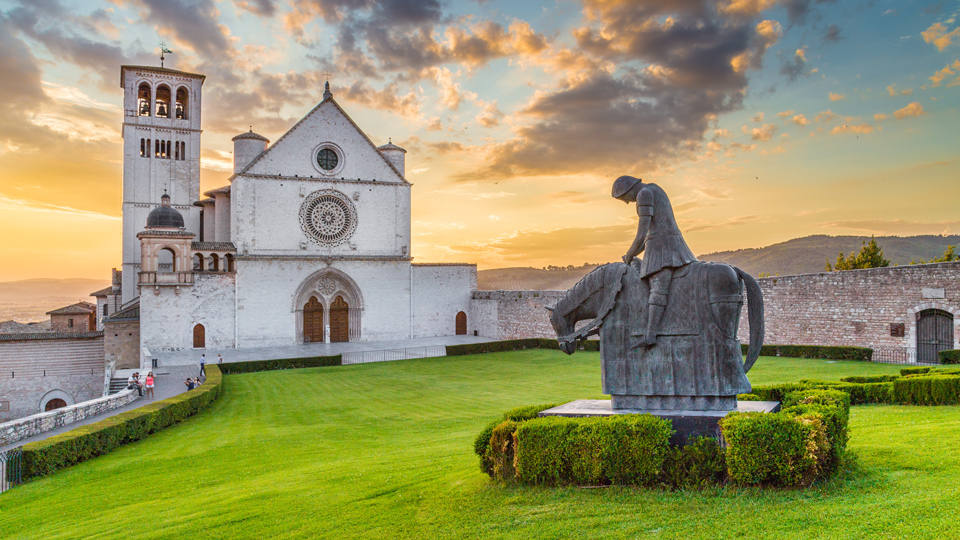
[{"left": 108, "top": 378, "right": 129, "bottom": 395}]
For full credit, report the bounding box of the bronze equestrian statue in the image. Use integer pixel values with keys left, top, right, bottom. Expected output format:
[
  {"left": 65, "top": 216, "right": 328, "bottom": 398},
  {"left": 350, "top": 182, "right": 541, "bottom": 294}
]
[{"left": 548, "top": 176, "right": 764, "bottom": 412}]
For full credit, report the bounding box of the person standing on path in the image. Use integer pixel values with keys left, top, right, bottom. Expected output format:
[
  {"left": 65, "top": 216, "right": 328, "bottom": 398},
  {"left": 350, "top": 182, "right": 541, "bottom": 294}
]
[
  {"left": 199, "top": 354, "right": 206, "bottom": 377},
  {"left": 217, "top": 354, "right": 223, "bottom": 364},
  {"left": 145, "top": 372, "right": 155, "bottom": 399}
]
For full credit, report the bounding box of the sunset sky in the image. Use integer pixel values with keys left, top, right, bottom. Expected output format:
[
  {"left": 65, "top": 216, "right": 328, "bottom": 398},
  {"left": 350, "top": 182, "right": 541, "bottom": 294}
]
[{"left": 0, "top": 0, "right": 958, "bottom": 282}]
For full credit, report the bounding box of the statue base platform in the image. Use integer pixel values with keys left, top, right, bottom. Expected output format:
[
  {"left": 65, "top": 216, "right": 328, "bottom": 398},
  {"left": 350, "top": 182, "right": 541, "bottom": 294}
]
[{"left": 539, "top": 399, "right": 781, "bottom": 446}]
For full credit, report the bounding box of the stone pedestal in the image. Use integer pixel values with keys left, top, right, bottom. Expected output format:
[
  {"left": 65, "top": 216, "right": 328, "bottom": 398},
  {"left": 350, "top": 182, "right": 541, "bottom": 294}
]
[{"left": 539, "top": 399, "right": 781, "bottom": 446}]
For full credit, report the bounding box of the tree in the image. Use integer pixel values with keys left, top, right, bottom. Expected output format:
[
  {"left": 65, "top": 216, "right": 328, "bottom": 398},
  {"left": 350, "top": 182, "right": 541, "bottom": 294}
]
[
  {"left": 910, "top": 245, "right": 958, "bottom": 264},
  {"left": 825, "top": 237, "right": 890, "bottom": 271}
]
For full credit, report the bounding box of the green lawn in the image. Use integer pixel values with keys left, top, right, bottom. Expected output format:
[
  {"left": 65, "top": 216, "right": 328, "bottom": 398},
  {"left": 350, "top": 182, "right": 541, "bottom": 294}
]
[{"left": 1, "top": 351, "right": 956, "bottom": 539}]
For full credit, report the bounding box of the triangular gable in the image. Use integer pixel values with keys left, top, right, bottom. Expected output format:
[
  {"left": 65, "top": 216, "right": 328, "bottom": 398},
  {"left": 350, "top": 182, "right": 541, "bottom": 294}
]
[{"left": 234, "top": 97, "right": 408, "bottom": 184}]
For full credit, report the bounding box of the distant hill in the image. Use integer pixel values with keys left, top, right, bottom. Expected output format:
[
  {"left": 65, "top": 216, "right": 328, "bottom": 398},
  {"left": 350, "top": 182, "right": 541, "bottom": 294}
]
[
  {"left": 0, "top": 278, "right": 109, "bottom": 322},
  {"left": 477, "top": 235, "right": 960, "bottom": 289},
  {"left": 699, "top": 235, "right": 960, "bottom": 277}
]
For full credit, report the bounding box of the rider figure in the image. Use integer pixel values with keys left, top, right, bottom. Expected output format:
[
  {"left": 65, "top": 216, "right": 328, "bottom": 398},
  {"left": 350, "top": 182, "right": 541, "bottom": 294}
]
[{"left": 612, "top": 175, "right": 698, "bottom": 348}]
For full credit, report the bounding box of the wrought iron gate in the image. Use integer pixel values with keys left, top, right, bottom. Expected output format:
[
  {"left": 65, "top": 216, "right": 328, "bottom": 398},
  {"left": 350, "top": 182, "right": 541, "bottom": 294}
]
[
  {"left": 917, "top": 309, "right": 954, "bottom": 363},
  {"left": 0, "top": 446, "right": 22, "bottom": 493}
]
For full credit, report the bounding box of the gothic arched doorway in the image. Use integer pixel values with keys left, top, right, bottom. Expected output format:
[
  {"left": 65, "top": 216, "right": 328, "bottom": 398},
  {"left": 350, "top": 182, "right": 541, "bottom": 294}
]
[
  {"left": 917, "top": 309, "right": 954, "bottom": 363},
  {"left": 330, "top": 296, "right": 349, "bottom": 343},
  {"left": 45, "top": 398, "right": 67, "bottom": 412},
  {"left": 456, "top": 311, "right": 467, "bottom": 335},
  {"left": 193, "top": 324, "right": 205, "bottom": 349},
  {"left": 303, "top": 296, "right": 325, "bottom": 343}
]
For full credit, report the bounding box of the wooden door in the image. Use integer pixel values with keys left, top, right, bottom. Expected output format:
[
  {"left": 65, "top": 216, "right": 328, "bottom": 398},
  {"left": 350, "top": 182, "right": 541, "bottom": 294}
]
[
  {"left": 456, "top": 311, "right": 467, "bottom": 335},
  {"left": 918, "top": 309, "right": 953, "bottom": 363},
  {"left": 330, "top": 296, "right": 349, "bottom": 343},
  {"left": 193, "top": 324, "right": 205, "bottom": 349},
  {"left": 303, "top": 296, "right": 324, "bottom": 343}
]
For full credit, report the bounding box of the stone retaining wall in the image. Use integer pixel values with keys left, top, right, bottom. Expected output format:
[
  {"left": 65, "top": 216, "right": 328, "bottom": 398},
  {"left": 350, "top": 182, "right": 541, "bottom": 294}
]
[
  {"left": 471, "top": 290, "right": 563, "bottom": 340},
  {"left": 0, "top": 389, "right": 139, "bottom": 447}
]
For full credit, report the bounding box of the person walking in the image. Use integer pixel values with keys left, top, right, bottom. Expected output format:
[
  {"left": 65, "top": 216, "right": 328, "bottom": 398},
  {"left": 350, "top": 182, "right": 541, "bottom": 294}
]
[
  {"left": 145, "top": 372, "right": 155, "bottom": 399},
  {"left": 217, "top": 353, "right": 223, "bottom": 364},
  {"left": 199, "top": 354, "right": 206, "bottom": 377}
]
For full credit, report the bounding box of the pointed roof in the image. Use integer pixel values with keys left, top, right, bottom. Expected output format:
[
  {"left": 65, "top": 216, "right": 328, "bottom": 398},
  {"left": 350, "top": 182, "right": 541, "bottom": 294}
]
[{"left": 230, "top": 94, "right": 408, "bottom": 184}]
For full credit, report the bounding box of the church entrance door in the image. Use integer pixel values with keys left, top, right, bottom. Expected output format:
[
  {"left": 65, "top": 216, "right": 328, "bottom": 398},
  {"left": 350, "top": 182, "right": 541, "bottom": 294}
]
[
  {"left": 331, "top": 296, "right": 349, "bottom": 343},
  {"left": 193, "top": 324, "right": 205, "bottom": 349},
  {"left": 303, "top": 296, "right": 324, "bottom": 343},
  {"left": 456, "top": 311, "right": 467, "bottom": 335}
]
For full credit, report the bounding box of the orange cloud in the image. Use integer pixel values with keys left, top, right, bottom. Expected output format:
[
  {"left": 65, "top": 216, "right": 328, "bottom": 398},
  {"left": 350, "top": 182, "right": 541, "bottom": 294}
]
[
  {"left": 874, "top": 113, "right": 889, "bottom": 122},
  {"left": 921, "top": 22, "right": 960, "bottom": 52},
  {"left": 831, "top": 124, "right": 874, "bottom": 135},
  {"left": 929, "top": 60, "right": 960, "bottom": 88},
  {"left": 791, "top": 114, "right": 809, "bottom": 126},
  {"left": 886, "top": 84, "right": 913, "bottom": 96},
  {"left": 893, "top": 102, "right": 925, "bottom": 119},
  {"left": 828, "top": 92, "right": 845, "bottom": 101}
]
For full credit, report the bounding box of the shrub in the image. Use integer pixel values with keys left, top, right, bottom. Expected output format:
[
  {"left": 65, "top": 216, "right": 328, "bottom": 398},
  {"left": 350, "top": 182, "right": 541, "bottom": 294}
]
[
  {"left": 514, "top": 414, "right": 672, "bottom": 486},
  {"left": 900, "top": 367, "right": 933, "bottom": 376},
  {"left": 737, "top": 393, "right": 761, "bottom": 401},
  {"left": 502, "top": 403, "right": 561, "bottom": 422},
  {"left": 446, "top": 339, "right": 559, "bottom": 356},
  {"left": 660, "top": 437, "right": 727, "bottom": 489},
  {"left": 720, "top": 412, "right": 820, "bottom": 487},
  {"left": 22, "top": 365, "right": 223, "bottom": 481},
  {"left": 940, "top": 350, "right": 960, "bottom": 364},
  {"left": 830, "top": 382, "right": 894, "bottom": 405},
  {"left": 740, "top": 344, "right": 872, "bottom": 362},
  {"left": 783, "top": 389, "right": 850, "bottom": 475},
  {"left": 475, "top": 403, "right": 559, "bottom": 476},
  {"left": 217, "top": 355, "right": 341, "bottom": 374},
  {"left": 892, "top": 375, "right": 960, "bottom": 405},
  {"left": 840, "top": 375, "right": 899, "bottom": 383},
  {"left": 486, "top": 420, "right": 520, "bottom": 481}
]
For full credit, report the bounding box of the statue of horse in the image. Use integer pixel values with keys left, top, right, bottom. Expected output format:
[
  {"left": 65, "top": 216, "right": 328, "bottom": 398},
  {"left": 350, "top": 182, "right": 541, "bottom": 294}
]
[{"left": 547, "top": 260, "right": 764, "bottom": 411}]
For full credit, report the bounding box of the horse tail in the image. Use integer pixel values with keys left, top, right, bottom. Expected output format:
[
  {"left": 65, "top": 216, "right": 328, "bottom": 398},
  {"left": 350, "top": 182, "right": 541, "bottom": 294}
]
[{"left": 736, "top": 267, "right": 765, "bottom": 373}]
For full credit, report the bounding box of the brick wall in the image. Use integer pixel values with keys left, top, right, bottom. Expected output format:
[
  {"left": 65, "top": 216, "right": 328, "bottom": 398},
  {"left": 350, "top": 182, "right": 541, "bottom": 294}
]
[
  {"left": 50, "top": 313, "right": 96, "bottom": 333},
  {"left": 470, "top": 290, "right": 564, "bottom": 340},
  {"left": 737, "top": 262, "right": 960, "bottom": 353},
  {"left": 104, "top": 319, "right": 141, "bottom": 370}
]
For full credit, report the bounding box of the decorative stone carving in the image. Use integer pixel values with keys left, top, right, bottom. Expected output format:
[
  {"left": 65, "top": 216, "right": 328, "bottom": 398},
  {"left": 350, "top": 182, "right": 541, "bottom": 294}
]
[
  {"left": 318, "top": 278, "right": 337, "bottom": 296},
  {"left": 299, "top": 190, "right": 357, "bottom": 247}
]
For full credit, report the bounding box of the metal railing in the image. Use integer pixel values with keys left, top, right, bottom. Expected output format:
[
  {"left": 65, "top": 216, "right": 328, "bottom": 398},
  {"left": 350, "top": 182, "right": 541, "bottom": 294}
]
[
  {"left": 0, "top": 447, "right": 22, "bottom": 493},
  {"left": 342, "top": 345, "right": 446, "bottom": 365},
  {"left": 870, "top": 346, "right": 943, "bottom": 365}
]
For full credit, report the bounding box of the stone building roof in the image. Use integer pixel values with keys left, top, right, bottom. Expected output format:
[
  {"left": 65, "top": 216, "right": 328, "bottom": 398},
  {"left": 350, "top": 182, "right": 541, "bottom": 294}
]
[
  {"left": 90, "top": 286, "right": 116, "bottom": 297},
  {"left": 377, "top": 140, "right": 407, "bottom": 153},
  {"left": 46, "top": 302, "right": 97, "bottom": 316},
  {"left": 0, "top": 331, "right": 103, "bottom": 342},
  {"left": 204, "top": 185, "right": 231, "bottom": 197},
  {"left": 232, "top": 130, "right": 269, "bottom": 142},
  {"left": 146, "top": 193, "right": 185, "bottom": 228},
  {"left": 107, "top": 301, "right": 140, "bottom": 321},
  {"left": 0, "top": 320, "right": 35, "bottom": 334}
]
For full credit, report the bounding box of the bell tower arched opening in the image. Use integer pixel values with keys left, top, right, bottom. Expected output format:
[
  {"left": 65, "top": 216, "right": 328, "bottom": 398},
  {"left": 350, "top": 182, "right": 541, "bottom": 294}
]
[
  {"left": 156, "top": 85, "right": 171, "bottom": 118},
  {"left": 137, "top": 82, "right": 151, "bottom": 116},
  {"left": 175, "top": 87, "right": 189, "bottom": 119}
]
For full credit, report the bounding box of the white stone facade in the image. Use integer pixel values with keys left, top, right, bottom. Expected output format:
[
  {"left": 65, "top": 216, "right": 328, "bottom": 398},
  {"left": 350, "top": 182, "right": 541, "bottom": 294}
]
[{"left": 117, "top": 66, "right": 477, "bottom": 364}]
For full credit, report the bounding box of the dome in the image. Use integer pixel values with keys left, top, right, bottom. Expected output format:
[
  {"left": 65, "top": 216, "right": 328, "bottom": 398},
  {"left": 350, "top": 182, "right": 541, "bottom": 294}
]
[
  {"left": 146, "top": 193, "right": 184, "bottom": 228},
  {"left": 231, "top": 130, "right": 269, "bottom": 143},
  {"left": 377, "top": 139, "right": 406, "bottom": 153}
]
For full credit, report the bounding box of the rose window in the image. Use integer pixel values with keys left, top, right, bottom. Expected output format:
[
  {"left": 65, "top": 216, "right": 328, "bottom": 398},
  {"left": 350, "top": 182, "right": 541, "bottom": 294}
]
[{"left": 299, "top": 190, "right": 357, "bottom": 246}]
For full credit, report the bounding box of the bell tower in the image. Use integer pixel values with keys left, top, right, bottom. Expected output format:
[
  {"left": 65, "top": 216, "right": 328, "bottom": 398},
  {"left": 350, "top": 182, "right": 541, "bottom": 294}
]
[{"left": 119, "top": 65, "right": 205, "bottom": 303}]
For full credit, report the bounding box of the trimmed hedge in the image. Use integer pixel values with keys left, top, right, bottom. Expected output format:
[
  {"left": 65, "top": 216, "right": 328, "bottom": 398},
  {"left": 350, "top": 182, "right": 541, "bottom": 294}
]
[
  {"left": 446, "top": 338, "right": 602, "bottom": 356},
  {"left": 514, "top": 415, "right": 672, "bottom": 486},
  {"left": 840, "top": 375, "right": 899, "bottom": 383},
  {"left": 217, "top": 355, "right": 341, "bottom": 374},
  {"left": 892, "top": 374, "right": 960, "bottom": 405},
  {"left": 741, "top": 343, "right": 872, "bottom": 362},
  {"left": 940, "top": 349, "right": 960, "bottom": 364},
  {"left": 478, "top": 389, "right": 849, "bottom": 489},
  {"left": 901, "top": 366, "right": 933, "bottom": 376},
  {"left": 721, "top": 388, "right": 850, "bottom": 486},
  {"left": 21, "top": 364, "right": 223, "bottom": 481}
]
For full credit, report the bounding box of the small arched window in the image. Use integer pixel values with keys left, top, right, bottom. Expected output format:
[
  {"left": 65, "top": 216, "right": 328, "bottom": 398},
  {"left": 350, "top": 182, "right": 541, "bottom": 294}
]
[
  {"left": 155, "top": 139, "right": 160, "bottom": 157},
  {"left": 225, "top": 254, "right": 235, "bottom": 272},
  {"left": 174, "top": 140, "right": 180, "bottom": 160},
  {"left": 193, "top": 253, "right": 205, "bottom": 272},
  {"left": 140, "top": 138, "right": 146, "bottom": 157},
  {"left": 158, "top": 247, "right": 176, "bottom": 273},
  {"left": 175, "top": 87, "right": 188, "bottom": 119},
  {"left": 156, "top": 85, "right": 171, "bottom": 118},
  {"left": 137, "top": 82, "right": 151, "bottom": 116},
  {"left": 210, "top": 254, "right": 220, "bottom": 272},
  {"left": 102, "top": 304, "right": 108, "bottom": 316}
]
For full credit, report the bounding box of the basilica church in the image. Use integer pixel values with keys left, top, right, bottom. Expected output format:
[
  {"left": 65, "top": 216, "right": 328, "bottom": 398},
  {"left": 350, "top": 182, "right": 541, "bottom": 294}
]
[{"left": 100, "top": 65, "right": 476, "bottom": 367}]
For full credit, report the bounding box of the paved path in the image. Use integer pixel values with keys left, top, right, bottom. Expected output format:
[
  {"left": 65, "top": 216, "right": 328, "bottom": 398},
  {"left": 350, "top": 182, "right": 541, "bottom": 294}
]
[
  {"left": 1, "top": 335, "right": 495, "bottom": 453},
  {"left": 0, "top": 364, "right": 198, "bottom": 453},
  {"left": 156, "top": 335, "right": 495, "bottom": 366}
]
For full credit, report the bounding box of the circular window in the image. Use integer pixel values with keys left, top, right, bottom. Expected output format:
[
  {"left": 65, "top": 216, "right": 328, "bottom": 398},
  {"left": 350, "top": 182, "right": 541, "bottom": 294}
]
[
  {"left": 300, "top": 190, "right": 357, "bottom": 247},
  {"left": 317, "top": 148, "right": 338, "bottom": 170}
]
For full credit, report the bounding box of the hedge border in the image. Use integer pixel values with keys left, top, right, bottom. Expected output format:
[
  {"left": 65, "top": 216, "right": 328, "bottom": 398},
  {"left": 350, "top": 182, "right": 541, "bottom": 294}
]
[
  {"left": 740, "top": 343, "right": 872, "bottom": 362},
  {"left": 20, "top": 364, "right": 223, "bottom": 481},
  {"left": 940, "top": 349, "right": 960, "bottom": 364},
  {"left": 217, "top": 355, "right": 341, "bottom": 374}
]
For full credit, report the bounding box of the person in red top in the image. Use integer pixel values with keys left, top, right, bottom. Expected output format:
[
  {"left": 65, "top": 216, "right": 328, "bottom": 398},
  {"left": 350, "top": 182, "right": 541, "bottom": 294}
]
[{"left": 144, "top": 372, "right": 155, "bottom": 399}]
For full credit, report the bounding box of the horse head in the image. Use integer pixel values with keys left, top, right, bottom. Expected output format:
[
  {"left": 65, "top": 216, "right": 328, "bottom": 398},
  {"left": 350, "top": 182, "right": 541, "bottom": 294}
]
[{"left": 546, "top": 306, "right": 577, "bottom": 355}]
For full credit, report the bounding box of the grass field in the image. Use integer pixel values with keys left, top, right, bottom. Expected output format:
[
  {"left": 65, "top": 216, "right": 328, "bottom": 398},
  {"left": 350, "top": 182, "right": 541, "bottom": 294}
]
[{"left": 1, "top": 351, "right": 957, "bottom": 539}]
